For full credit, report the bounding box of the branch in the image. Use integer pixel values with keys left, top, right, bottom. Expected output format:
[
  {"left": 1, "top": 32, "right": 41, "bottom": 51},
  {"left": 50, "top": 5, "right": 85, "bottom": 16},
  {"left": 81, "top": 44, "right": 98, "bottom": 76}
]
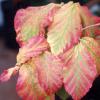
[{"left": 82, "top": 23, "right": 100, "bottom": 31}]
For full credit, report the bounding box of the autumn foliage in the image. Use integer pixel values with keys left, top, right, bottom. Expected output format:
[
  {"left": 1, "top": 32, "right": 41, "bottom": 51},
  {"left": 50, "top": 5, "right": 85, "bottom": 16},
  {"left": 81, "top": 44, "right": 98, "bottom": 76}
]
[{"left": 0, "top": 1, "right": 100, "bottom": 100}]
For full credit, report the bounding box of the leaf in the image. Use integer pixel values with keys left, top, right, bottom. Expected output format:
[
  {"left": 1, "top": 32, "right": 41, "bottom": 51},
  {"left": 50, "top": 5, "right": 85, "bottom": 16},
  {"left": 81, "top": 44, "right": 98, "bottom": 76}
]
[
  {"left": 45, "top": 95, "right": 55, "bottom": 100},
  {"left": 16, "top": 60, "right": 48, "bottom": 100},
  {"left": 16, "top": 52, "right": 63, "bottom": 99},
  {"left": 80, "top": 6, "right": 100, "bottom": 36},
  {"left": 56, "top": 87, "right": 69, "bottom": 100},
  {"left": 62, "top": 42, "right": 97, "bottom": 100},
  {"left": 0, "top": 66, "right": 19, "bottom": 82},
  {"left": 34, "top": 51, "right": 63, "bottom": 95},
  {"left": 17, "top": 35, "right": 49, "bottom": 64},
  {"left": 81, "top": 37, "right": 100, "bottom": 74},
  {"left": 47, "top": 2, "right": 82, "bottom": 55},
  {"left": 14, "top": 3, "right": 61, "bottom": 46}
]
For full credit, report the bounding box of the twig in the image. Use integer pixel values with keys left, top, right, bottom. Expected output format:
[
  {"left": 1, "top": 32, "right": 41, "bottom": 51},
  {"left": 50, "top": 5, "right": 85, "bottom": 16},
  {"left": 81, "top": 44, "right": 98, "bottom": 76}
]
[{"left": 82, "top": 23, "right": 100, "bottom": 31}]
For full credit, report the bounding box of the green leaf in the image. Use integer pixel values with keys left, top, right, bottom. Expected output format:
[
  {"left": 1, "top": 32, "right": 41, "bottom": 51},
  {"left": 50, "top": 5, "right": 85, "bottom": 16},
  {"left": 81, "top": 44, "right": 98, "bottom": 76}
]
[
  {"left": 56, "top": 87, "right": 69, "bottom": 100},
  {"left": 45, "top": 95, "right": 55, "bottom": 100}
]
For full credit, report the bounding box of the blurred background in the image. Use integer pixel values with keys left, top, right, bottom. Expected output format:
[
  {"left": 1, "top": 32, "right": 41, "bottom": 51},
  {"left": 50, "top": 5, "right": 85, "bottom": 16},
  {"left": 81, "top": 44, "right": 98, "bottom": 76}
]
[{"left": 0, "top": 0, "right": 100, "bottom": 100}]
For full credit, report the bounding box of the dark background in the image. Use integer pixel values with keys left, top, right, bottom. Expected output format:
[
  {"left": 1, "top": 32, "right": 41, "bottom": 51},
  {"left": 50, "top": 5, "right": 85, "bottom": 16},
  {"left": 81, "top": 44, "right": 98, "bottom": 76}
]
[{"left": 0, "top": 0, "right": 100, "bottom": 100}]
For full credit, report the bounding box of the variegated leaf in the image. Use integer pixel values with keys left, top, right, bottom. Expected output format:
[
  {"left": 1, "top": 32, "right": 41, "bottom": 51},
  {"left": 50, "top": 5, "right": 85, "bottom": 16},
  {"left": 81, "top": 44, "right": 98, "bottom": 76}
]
[
  {"left": 17, "top": 52, "right": 62, "bottom": 100},
  {"left": 16, "top": 60, "right": 48, "bottom": 100},
  {"left": 81, "top": 37, "right": 100, "bottom": 74},
  {"left": 14, "top": 3, "right": 61, "bottom": 46},
  {"left": 62, "top": 41, "right": 97, "bottom": 100},
  {"left": 34, "top": 51, "right": 63, "bottom": 95},
  {"left": 47, "top": 2, "right": 82, "bottom": 55},
  {"left": 17, "top": 35, "right": 49, "bottom": 64}
]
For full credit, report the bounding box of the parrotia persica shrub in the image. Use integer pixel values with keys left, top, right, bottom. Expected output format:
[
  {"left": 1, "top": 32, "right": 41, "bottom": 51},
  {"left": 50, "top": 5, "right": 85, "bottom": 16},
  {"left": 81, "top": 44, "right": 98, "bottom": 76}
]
[{"left": 0, "top": 1, "right": 100, "bottom": 100}]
